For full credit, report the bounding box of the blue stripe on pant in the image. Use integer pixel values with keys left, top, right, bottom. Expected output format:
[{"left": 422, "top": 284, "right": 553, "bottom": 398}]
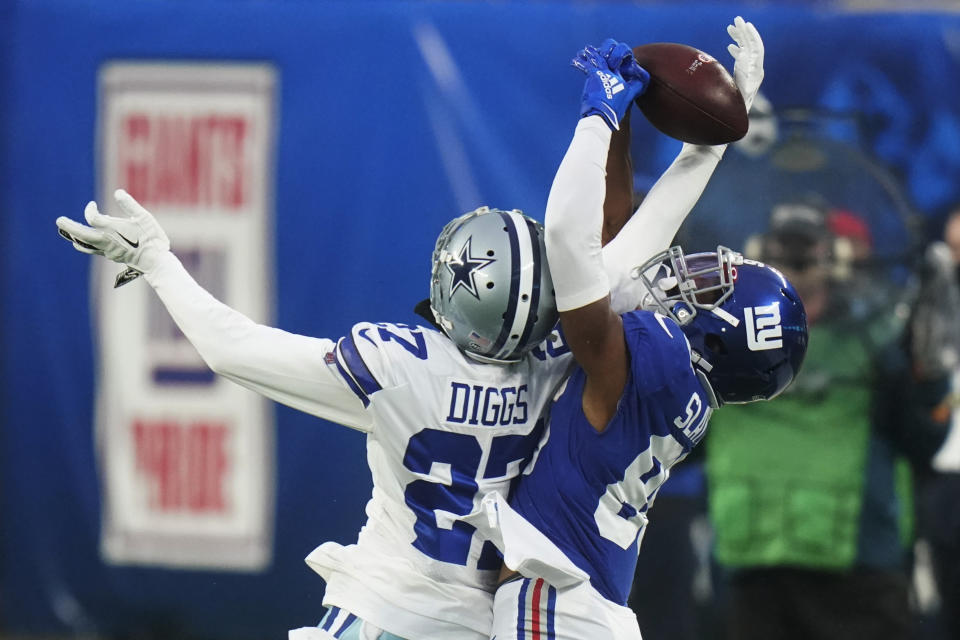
[
  {"left": 316, "top": 607, "right": 411, "bottom": 640},
  {"left": 333, "top": 613, "right": 357, "bottom": 638},
  {"left": 517, "top": 579, "right": 529, "bottom": 639},
  {"left": 320, "top": 606, "right": 341, "bottom": 631}
]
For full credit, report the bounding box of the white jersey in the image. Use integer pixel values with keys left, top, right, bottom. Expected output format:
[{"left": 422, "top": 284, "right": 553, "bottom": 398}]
[
  {"left": 310, "top": 321, "right": 573, "bottom": 639},
  {"left": 142, "top": 251, "right": 573, "bottom": 640}
]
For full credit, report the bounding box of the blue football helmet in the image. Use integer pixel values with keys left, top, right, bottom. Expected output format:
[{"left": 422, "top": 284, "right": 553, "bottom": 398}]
[{"left": 634, "top": 245, "right": 808, "bottom": 406}]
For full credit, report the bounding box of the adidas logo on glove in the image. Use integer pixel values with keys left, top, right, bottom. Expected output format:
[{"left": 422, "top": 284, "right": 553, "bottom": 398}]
[{"left": 594, "top": 70, "right": 624, "bottom": 99}]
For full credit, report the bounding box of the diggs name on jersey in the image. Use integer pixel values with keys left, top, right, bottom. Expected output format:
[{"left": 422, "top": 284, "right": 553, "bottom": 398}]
[{"left": 446, "top": 383, "right": 528, "bottom": 426}]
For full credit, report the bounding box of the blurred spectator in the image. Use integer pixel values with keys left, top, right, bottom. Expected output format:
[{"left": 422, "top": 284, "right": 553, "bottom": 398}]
[
  {"left": 912, "top": 205, "right": 960, "bottom": 640},
  {"left": 704, "top": 202, "right": 949, "bottom": 640}
]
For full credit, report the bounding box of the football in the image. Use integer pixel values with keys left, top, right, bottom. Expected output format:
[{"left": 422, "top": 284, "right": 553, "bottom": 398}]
[{"left": 632, "top": 42, "right": 748, "bottom": 145}]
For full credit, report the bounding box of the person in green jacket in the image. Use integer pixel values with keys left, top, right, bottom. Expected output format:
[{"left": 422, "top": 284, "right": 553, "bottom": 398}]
[{"left": 706, "top": 202, "right": 949, "bottom": 640}]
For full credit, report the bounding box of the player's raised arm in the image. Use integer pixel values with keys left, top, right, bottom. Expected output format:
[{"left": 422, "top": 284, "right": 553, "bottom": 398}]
[
  {"left": 56, "top": 191, "right": 373, "bottom": 432},
  {"left": 602, "top": 108, "right": 635, "bottom": 246},
  {"left": 602, "top": 17, "right": 764, "bottom": 313},
  {"left": 544, "top": 40, "right": 649, "bottom": 430}
]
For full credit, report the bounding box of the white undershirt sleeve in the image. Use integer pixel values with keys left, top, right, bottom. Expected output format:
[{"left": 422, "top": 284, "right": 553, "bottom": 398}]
[
  {"left": 143, "top": 252, "right": 373, "bottom": 432},
  {"left": 544, "top": 116, "right": 612, "bottom": 312},
  {"left": 602, "top": 142, "right": 727, "bottom": 313}
]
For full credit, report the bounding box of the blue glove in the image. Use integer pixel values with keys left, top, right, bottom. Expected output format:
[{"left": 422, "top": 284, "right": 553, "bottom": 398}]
[
  {"left": 572, "top": 39, "right": 650, "bottom": 131},
  {"left": 597, "top": 38, "right": 649, "bottom": 83}
]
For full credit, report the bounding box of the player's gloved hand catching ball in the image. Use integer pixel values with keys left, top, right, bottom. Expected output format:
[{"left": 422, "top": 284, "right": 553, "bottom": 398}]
[
  {"left": 572, "top": 39, "right": 650, "bottom": 131},
  {"left": 726, "top": 16, "right": 764, "bottom": 112},
  {"left": 596, "top": 38, "right": 646, "bottom": 82},
  {"left": 56, "top": 189, "right": 171, "bottom": 287}
]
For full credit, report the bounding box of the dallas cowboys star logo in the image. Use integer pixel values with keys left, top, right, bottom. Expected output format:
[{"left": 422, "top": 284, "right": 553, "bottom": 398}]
[{"left": 446, "top": 236, "right": 496, "bottom": 299}]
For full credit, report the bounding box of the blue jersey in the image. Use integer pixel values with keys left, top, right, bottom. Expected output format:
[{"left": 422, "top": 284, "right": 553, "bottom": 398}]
[{"left": 509, "top": 310, "right": 712, "bottom": 605}]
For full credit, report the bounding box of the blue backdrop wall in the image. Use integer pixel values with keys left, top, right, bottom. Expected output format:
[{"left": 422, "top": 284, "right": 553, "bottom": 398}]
[{"left": 4, "top": 1, "right": 960, "bottom": 638}]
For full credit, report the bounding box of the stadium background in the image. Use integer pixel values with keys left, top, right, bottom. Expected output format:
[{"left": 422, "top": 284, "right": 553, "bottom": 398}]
[{"left": 3, "top": 0, "right": 960, "bottom": 638}]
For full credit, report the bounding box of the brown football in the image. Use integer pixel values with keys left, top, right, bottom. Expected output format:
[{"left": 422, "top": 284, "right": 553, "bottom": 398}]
[{"left": 632, "top": 42, "right": 748, "bottom": 145}]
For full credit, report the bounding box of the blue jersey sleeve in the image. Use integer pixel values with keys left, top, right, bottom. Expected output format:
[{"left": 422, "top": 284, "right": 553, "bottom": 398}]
[
  {"left": 622, "top": 311, "right": 694, "bottom": 389},
  {"left": 621, "top": 310, "right": 710, "bottom": 449}
]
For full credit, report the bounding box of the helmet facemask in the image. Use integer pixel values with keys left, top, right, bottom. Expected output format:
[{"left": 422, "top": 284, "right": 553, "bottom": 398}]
[{"left": 632, "top": 245, "right": 741, "bottom": 326}]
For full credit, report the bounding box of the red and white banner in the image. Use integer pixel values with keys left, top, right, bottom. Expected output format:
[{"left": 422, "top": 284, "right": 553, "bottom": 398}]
[{"left": 95, "top": 62, "right": 277, "bottom": 570}]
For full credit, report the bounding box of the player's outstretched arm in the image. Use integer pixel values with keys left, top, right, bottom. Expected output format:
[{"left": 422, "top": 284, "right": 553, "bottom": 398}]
[
  {"left": 602, "top": 109, "right": 635, "bottom": 246},
  {"left": 602, "top": 16, "right": 764, "bottom": 313},
  {"left": 56, "top": 192, "right": 373, "bottom": 432},
  {"left": 546, "top": 40, "right": 648, "bottom": 430}
]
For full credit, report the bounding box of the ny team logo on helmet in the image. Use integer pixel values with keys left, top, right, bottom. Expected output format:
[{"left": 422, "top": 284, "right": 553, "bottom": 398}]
[
  {"left": 430, "top": 207, "right": 558, "bottom": 364},
  {"left": 634, "top": 245, "right": 808, "bottom": 406}
]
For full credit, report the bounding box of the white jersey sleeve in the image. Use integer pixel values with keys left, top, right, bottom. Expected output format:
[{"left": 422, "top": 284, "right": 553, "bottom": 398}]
[
  {"left": 544, "top": 117, "right": 728, "bottom": 316},
  {"left": 544, "top": 116, "right": 612, "bottom": 312},
  {"left": 144, "top": 251, "right": 371, "bottom": 431},
  {"left": 328, "top": 320, "right": 429, "bottom": 408},
  {"left": 602, "top": 142, "right": 727, "bottom": 314}
]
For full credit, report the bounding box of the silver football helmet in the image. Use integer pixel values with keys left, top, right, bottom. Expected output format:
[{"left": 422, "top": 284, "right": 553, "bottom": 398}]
[{"left": 429, "top": 206, "right": 558, "bottom": 364}]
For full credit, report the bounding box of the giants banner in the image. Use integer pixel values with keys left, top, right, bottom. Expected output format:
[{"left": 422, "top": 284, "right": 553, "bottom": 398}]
[{"left": 95, "top": 63, "right": 277, "bottom": 570}]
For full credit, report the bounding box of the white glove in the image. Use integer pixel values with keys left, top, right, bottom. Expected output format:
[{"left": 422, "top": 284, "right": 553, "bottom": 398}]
[
  {"left": 727, "top": 16, "right": 764, "bottom": 112},
  {"left": 56, "top": 189, "right": 171, "bottom": 287}
]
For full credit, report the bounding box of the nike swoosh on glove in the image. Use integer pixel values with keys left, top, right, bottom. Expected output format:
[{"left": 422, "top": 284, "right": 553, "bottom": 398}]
[{"left": 56, "top": 189, "right": 171, "bottom": 287}]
